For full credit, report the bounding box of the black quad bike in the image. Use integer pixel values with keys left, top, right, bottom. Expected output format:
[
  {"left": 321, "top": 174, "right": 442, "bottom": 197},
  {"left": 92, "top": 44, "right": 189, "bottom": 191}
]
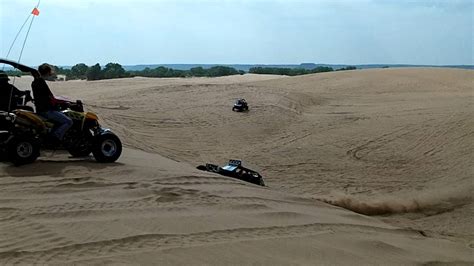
[
  {"left": 232, "top": 98, "right": 249, "bottom": 112},
  {"left": 197, "top": 159, "right": 265, "bottom": 186},
  {"left": 0, "top": 59, "right": 122, "bottom": 165}
]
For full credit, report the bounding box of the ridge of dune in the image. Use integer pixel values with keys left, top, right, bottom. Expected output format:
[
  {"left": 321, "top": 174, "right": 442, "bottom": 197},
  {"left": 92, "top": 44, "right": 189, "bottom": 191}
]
[{"left": 3, "top": 68, "right": 473, "bottom": 264}]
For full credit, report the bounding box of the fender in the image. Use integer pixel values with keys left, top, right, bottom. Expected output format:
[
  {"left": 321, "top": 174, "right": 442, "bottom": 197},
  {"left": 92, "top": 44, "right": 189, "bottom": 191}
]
[
  {"left": 98, "top": 127, "right": 111, "bottom": 135},
  {"left": 94, "top": 127, "right": 116, "bottom": 138}
]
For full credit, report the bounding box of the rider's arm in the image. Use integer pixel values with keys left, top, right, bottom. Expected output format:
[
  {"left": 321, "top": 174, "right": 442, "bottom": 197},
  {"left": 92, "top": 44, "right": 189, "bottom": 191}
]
[{"left": 11, "top": 84, "right": 27, "bottom": 96}]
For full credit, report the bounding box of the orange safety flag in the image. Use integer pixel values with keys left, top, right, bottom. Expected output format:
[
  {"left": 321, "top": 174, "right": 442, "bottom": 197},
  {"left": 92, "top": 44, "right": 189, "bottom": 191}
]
[{"left": 31, "top": 7, "right": 40, "bottom": 16}]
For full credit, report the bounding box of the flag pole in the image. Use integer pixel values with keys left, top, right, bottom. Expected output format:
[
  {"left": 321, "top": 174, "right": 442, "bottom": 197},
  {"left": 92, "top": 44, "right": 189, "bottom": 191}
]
[{"left": 7, "top": 0, "right": 41, "bottom": 111}]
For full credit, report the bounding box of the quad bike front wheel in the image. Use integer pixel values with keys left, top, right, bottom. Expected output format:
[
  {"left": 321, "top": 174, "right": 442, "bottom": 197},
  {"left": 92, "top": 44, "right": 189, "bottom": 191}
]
[
  {"left": 92, "top": 133, "right": 122, "bottom": 163},
  {"left": 7, "top": 136, "right": 40, "bottom": 166}
]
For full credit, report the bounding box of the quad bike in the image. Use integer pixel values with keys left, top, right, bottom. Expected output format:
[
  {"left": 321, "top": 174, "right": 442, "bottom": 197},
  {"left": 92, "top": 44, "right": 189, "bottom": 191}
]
[
  {"left": 0, "top": 58, "right": 122, "bottom": 165},
  {"left": 0, "top": 94, "right": 122, "bottom": 166},
  {"left": 232, "top": 99, "right": 249, "bottom": 112}
]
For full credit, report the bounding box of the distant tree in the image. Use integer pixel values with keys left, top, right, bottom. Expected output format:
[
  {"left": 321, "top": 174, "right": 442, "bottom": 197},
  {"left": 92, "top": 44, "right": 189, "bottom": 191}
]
[
  {"left": 70, "top": 63, "right": 89, "bottom": 79},
  {"left": 54, "top": 66, "right": 68, "bottom": 75},
  {"left": 101, "top": 63, "right": 126, "bottom": 79},
  {"left": 207, "top": 66, "right": 239, "bottom": 77},
  {"left": 154, "top": 66, "right": 169, "bottom": 77},
  {"left": 336, "top": 66, "right": 356, "bottom": 71},
  {"left": 142, "top": 67, "right": 152, "bottom": 77},
  {"left": 127, "top": 65, "right": 241, "bottom": 79},
  {"left": 190, "top": 67, "right": 206, "bottom": 77},
  {"left": 4, "top": 70, "right": 25, "bottom": 77},
  {"left": 312, "top": 66, "right": 334, "bottom": 73},
  {"left": 86, "top": 63, "right": 102, "bottom": 80},
  {"left": 249, "top": 66, "right": 332, "bottom": 76}
]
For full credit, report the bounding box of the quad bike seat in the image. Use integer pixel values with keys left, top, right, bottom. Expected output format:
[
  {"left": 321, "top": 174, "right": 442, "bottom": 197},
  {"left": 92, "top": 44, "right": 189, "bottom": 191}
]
[{"left": 12, "top": 109, "right": 49, "bottom": 132}]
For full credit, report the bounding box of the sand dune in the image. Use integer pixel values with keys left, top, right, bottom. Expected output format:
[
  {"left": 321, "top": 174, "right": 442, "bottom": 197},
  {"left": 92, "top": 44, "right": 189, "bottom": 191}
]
[{"left": 2, "top": 69, "right": 473, "bottom": 264}]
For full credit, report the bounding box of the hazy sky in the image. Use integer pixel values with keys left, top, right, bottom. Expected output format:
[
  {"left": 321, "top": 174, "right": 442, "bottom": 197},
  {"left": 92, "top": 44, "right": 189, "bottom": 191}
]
[{"left": 1, "top": 0, "right": 472, "bottom": 66}]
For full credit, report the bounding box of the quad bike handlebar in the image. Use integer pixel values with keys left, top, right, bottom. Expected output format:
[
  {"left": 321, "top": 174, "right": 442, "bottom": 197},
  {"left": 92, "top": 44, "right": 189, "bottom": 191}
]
[
  {"left": 50, "top": 97, "right": 84, "bottom": 112},
  {"left": 17, "top": 92, "right": 84, "bottom": 113}
]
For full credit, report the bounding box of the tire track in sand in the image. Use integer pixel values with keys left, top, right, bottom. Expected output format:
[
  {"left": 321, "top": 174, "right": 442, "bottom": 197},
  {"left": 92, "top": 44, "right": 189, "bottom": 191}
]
[{"left": 0, "top": 222, "right": 418, "bottom": 264}]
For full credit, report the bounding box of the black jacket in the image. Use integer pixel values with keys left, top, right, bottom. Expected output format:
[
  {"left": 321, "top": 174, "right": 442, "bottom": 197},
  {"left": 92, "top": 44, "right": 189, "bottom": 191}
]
[
  {"left": 32, "top": 77, "right": 55, "bottom": 112},
  {"left": 0, "top": 82, "right": 27, "bottom": 111}
]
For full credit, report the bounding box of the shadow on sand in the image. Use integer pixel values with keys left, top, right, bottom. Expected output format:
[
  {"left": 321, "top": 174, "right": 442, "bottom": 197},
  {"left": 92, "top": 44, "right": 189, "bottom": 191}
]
[{"left": 1, "top": 151, "right": 125, "bottom": 178}]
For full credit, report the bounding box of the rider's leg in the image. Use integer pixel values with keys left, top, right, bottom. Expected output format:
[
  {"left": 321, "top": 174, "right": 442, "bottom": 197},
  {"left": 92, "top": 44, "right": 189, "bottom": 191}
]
[{"left": 42, "top": 111, "right": 73, "bottom": 141}]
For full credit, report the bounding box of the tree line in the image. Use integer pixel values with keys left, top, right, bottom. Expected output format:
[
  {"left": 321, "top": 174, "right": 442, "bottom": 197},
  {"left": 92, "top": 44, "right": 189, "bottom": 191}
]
[
  {"left": 57, "top": 63, "right": 356, "bottom": 80},
  {"left": 54, "top": 63, "right": 129, "bottom": 81},
  {"left": 4, "top": 63, "right": 357, "bottom": 81},
  {"left": 52, "top": 64, "right": 245, "bottom": 81},
  {"left": 129, "top": 66, "right": 245, "bottom": 78},
  {"left": 249, "top": 66, "right": 356, "bottom": 76}
]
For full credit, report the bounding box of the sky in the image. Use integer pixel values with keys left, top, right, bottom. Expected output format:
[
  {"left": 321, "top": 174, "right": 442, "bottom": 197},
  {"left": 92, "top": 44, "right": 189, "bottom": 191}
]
[{"left": 1, "top": 0, "right": 473, "bottom": 66}]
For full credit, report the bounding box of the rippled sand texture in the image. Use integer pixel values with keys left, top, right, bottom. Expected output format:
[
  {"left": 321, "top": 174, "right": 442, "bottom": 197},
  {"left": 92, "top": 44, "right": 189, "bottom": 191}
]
[{"left": 2, "top": 68, "right": 473, "bottom": 264}]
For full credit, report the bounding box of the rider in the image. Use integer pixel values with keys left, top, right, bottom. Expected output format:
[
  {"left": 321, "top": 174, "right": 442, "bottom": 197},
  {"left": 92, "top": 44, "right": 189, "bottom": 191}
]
[
  {"left": 0, "top": 71, "right": 30, "bottom": 112},
  {"left": 32, "top": 63, "right": 73, "bottom": 144}
]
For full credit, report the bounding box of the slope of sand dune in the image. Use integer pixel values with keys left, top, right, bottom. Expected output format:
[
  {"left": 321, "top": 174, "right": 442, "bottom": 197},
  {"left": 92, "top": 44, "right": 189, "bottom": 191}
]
[
  {"left": 1, "top": 149, "right": 472, "bottom": 264},
  {"left": 2, "top": 69, "right": 473, "bottom": 264}
]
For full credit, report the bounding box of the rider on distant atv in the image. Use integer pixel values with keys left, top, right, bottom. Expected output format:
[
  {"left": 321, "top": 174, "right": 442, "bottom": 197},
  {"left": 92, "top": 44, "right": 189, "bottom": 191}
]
[
  {"left": 232, "top": 98, "right": 249, "bottom": 112},
  {"left": 32, "top": 64, "right": 73, "bottom": 144}
]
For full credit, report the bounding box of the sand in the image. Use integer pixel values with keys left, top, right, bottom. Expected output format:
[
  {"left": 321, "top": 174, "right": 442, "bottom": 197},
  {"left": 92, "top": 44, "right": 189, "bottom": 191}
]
[{"left": 1, "top": 68, "right": 473, "bottom": 264}]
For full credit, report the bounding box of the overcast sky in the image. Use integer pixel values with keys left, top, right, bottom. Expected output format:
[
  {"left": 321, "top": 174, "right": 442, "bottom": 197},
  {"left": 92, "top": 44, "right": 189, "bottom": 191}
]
[{"left": 1, "top": 0, "right": 472, "bottom": 66}]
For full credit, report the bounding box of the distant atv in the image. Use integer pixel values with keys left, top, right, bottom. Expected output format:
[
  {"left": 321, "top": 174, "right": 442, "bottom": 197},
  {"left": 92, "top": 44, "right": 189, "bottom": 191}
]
[
  {"left": 197, "top": 159, "right": 265, "bottom": 186},
  {"left": 0, "top": 58, "right": 122, "bottom": 165},
  {"left": 232, "top": 99, "right": 249, "bottom": 112}
]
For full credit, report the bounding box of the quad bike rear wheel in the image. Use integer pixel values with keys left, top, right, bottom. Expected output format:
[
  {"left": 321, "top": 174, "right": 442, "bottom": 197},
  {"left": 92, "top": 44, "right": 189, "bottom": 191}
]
[{"left": 7, "top": 136, "right": 40, "bottom": 166}]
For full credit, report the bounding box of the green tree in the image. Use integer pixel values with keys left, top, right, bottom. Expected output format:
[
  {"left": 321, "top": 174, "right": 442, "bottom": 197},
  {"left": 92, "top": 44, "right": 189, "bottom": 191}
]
[
  {"left": 336, "top": 66, "right": 356, "bottom": 71},
  {"left": 312, "top": 66, "right": 334, "bottom": 73},
  {"left": 207, "top": 66, "right": 239, "bottom": 77},
  {"left": 190, "top": 67, "right": 205, "bottom": 77},
  {"left": 86, "top": 63, "right": 102, "bottom": 80},
  {"left": 249, "top": 66, "right": 333, "bottom": 76},
  {"left": 101, "top": 63, "right": 126, "bottom": 79},
  {"left": 54, "top": 66, "right": 71, "bottom": 78},
  {"left": 71, "top": 63, "right": 89, "bottom": 79},
  {"left": 129, "top": 65, "right": 241, "bottom": 78}
]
